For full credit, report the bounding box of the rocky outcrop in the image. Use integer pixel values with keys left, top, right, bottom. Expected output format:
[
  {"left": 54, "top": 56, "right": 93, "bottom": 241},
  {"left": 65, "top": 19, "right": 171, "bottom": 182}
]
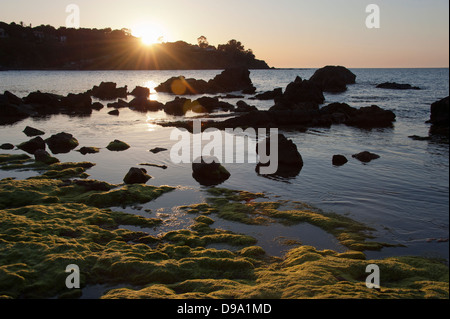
[
  {"left": 123, "top": 167, "right": 152, "bottom": 184},
  {"left": 428, "top": 96, "right": 449, "bottom": 139},
  {"left": 309, "top": 66, "right": 356, "bottom": 93},
  {"left": 77, "top": 147, "right": 100, "bottom": 155},
  {"left": 252, "top": 88, "right": 283, "bottom": 100},
  {"left": 106, "top": 140, "right": 130, "bottom": 152},
  {"left": 34, "top": 149, "right": 59, "bottom": 165},
  {"left": 128, "top": 98, "right": 164, "bottom": 112},
  {"left": 376, "top": 82, "right": 421, "bottom": 90},
  {"left": 90, "top": 82, "right": 128, "bottom": 100},
  {"left": 155, "top": 68, "right": 256, "bottom": 95},
  {"left": 235, "top": 101, "right": 257, "bottom": 113},
  {"left": 192, "top": 156, "right": 231, "bottom": 186},
  {"left": 45, "top": 132, "right": 79, "bottom": 154},
  {"left": 129, "top": 86, "right": 151, "bottom": 98}
]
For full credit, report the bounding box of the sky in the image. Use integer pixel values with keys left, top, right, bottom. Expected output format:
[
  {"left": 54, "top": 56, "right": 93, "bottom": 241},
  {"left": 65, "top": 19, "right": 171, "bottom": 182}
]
[{"left": 1, "top": 0, "right": 449, "bottom": 68}]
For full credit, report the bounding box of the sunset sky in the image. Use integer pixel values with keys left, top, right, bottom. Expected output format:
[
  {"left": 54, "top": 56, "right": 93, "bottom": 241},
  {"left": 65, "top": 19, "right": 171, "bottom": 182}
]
[{"left": 1, "top": 0, "right": 449, "bottom": 68}]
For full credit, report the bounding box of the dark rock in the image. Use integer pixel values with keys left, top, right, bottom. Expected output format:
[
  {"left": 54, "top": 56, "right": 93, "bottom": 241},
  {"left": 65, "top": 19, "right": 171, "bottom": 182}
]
[
  {"left": 129, "top": 97, "right": 164, "bottom": 112},
  {"left": 310, "top": 66, "right": 356, "bottom": 93},
  {"left": 253, "top": 88, "right": 283, "bottom": 100},
  {"left": 149, "top": 147, "right": 168, "bottom": 154},
  {"left": 17, "top": 136, "right": 46, "bottom": 154},
  {"left": 280, "top": 78, "right": 325, "bottom": 106},
  {"left": 256, "top": 134, "right": 303, "bottom": 177},
  {"left": 0, "top": 143, "right": 15, "bottom": 150},
  {"left": 130, "top": 86, "right": 151, "bottom": 98},
  {"left": 155, "top": 68, "right": 256, "bottom": 95},
  {"left": 235, "top": 100, "right": 257, "bottom": 113},
  {"left": 77, "top": 147, "right": 100, "bottom": 155},
  {"left": 409, "top": 135, "right": 431, "bottom": 141},
  {"left": 376, "top": 82, "right": 421, "bottom": 90},
  {"left": 208, "top": 68, "right": 256, "bottom": 94},
  {"left": 429, "top": 96, "right": 449, "bottom": 126},
  {"left": 73, "top": 179, "right": 113, "bottom": 192},
  {"left": 3, "top": 91, "right": 23, "bottom": 105},
  {"left": 347, "top": 105, "right": 396, "bottom": 128},
  {"left": 107, "top": 99, "right": 129, "bottom": 109},
  {"left": 108, "top": 109, "right": 120, "bottom": 116},
  {"left": 23, "top": 91, "right": 61, "bottom": 106},
  {"left": 123, "top": 167, "right": 152, "bottom": 184},
  {"left": 45, "top": 132, "right": 79, "bottom": 154},
  {"left": 60, "top": 92, "right": 93, "bottom": 114},
  {"left": 332, "top": 155, "right": 348, "bottom": 166},
  {"left": 34, "top": 149, "right": 59, "bottom": 165},
  {"left": 192, "top": 156, "right": 231, "bottom": 186},
  {"left": 195, "top": 97, "right": 235, "bottom": 113},
  {"left": 164, "top": 97, "right": 192, "bottom": 116},
  {"left": 91, "top": 102, "right": 104, "bottom": 111},
  {"left": 23, "top": 126, "right": 45, "bottom": 137},
  {"left": 91, "top": 82, "right": 128, "bottom": 100},
  {"left": 352, "top": 151, "right": 380, "bottom": 163}
]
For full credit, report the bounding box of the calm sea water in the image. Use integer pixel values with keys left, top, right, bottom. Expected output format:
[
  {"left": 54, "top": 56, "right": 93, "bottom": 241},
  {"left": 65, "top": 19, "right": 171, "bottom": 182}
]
[{"left": 0, "top": 68, "right": 448, "bottom": 260}]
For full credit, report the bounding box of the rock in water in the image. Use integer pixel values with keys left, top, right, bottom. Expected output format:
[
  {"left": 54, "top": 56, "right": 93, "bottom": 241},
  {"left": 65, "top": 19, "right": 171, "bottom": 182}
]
[
  {"left": 34, "top": 149, "right": 59, "bottom": 165},
  {"left": 106, "top": 140, "right": 130, "bottom": 152},
  {"left": 256, "top": 134, "right": 303, "bottom": 177},
  {"left": 352, "top": 151, "right": 380, "bottom": 163},
  {"left": 23, "top": 126, "right": 45, "bottom": 137},
  {"left": 17, "top": 137, "right": 46, "bottom": 154},
  {"left": 309, "top": 66, "right": 356, "bottom": 93},
  {"left": 45, "top": 132, "right": 79, "bottom": 154},
  {"left": 123, "top": 167, "right": 152, "bottom": 184},
  {"left": 192, "top": 156, "right": 231, "bottom": 186},
  {"left": 332, "top": 155, "right": 348, "bottom": 166},
  {"left": 376, "top": 82, "right": 421, "bottom": 90},
  {"left": 428, "top": 96, "right": 449, "bottom": 139}
]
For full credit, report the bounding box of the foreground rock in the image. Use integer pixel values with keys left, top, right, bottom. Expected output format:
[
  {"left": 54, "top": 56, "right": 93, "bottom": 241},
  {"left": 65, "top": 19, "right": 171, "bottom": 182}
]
[
  {"left": 0, "top": 91, "right": 35, "bottom": 125},
  {"left": 77, "top": 147, "right": 100, "bottom": 155},
  {"left": 309, "top": 66, "right": 356, "bottom": 93},
  {"left": 164, "top": 97, "right": 235, "bottom": 116},
  {"left": 352, "top": 151, "right": 380, "bottom": 163},
  {"left": 45, "top": 132, "right": 79, "bottom": 154},
  {"left": 17, "top": 137, "right": 46, "bottom": 154},
  {"left": 256, "top": 134, "right": 303, "bottom": 177},
  {"left": 376, "top": 82, "right": 421, "bottom": 90},
  {"left": 155, "top": 68, "right": 256, "bottom": 95},
  {"left": 192, "top": 156, "right": 231, "bottom": 186},
  {"left": 123, "top": 167, "right": 152, "bottom": 184}
]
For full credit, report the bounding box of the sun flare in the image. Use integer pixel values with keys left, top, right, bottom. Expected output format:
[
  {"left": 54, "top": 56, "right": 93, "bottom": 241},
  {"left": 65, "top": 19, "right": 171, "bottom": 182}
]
[{"left": 131, "top": 23, "right": 168, "bottom": 45}]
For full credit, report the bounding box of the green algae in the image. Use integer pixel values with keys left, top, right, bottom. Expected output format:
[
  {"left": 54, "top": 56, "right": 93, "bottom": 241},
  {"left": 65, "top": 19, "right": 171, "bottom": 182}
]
[{"left": 106, "top": 140, "right": 130, "bottom": 152}]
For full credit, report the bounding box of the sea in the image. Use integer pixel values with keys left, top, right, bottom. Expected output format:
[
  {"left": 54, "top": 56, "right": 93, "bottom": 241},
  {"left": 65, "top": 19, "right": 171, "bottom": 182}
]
[{"left": 0, "top": 68, "right": 449, "bottom": 261}]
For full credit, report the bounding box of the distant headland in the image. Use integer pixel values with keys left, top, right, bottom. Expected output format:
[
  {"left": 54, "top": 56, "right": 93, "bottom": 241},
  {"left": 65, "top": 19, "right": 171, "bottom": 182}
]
[{"left": 0, "top": 21, "right": 270, "bottom": 70}]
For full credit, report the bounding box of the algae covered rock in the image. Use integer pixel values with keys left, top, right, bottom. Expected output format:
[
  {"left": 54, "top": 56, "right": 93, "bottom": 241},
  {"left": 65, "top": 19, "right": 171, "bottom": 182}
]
[
  {"left": 34, "top": 149, "right": 60, "bottom": 165},
  {"left": 106, "top": 140, "right": 130, "bottom": 152},
  {"left": 17, "top": 136, "right": 46, "bottom": 154}
]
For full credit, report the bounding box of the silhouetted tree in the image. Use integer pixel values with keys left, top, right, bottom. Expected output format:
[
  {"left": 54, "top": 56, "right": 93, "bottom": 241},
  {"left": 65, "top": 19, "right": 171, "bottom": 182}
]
[{"left": 197, "top": 35, "right": 209, "bottom": 49}]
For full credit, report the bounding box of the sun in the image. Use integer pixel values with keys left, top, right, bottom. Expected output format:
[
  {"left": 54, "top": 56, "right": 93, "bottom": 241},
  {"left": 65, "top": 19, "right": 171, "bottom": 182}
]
[{"left": 132, "top": 23, "right": 168, "bottom": 45}]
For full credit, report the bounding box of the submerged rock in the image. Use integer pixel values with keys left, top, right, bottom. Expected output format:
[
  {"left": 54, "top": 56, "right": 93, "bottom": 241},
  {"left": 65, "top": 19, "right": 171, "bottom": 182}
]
[
  {"left": 77, "top": 147, "right": 100, "bottom": 155},
  {"left": 192, "top": 156, "right": 231, "bottom": 186},
  {"left": 352, "top": 151, "right": 380, "bottom": 163},
  {"left": 149, "top": 147, "right": 168, "bottom": 154},
  {"left": 376, "top": 82, "right": 421, "bottom": 90},
  {"left": 45, "top": 132, "right": 79, "bottom": 154},
  {"left": 123, "top": 167, "right": 152, "bottom": 184},
  {"left": 0, "top": 143, "right": 15, "bottom": 150},
  {"left": 108, "top": 109, "right": 120, "bottom": 116}
]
